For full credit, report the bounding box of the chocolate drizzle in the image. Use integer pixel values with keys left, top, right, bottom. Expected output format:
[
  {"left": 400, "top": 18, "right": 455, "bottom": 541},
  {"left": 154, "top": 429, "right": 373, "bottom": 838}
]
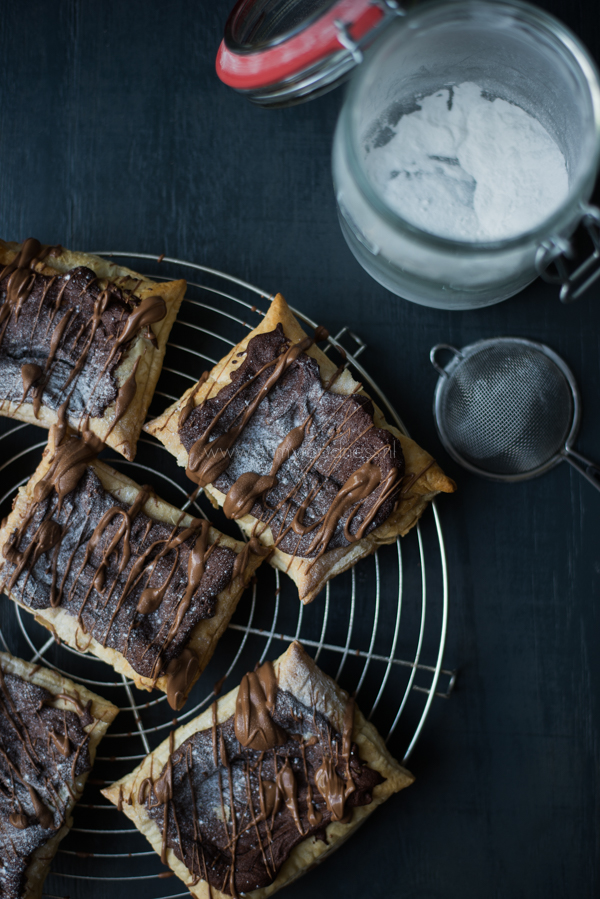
[
  {"left": 0, "top": 665, "right": 92, "bottom": 899},
  {"left": 9, "top": 812, "right": 29, "bottom": 830},
  {"left": 166, "top": 649, "right": 200, "bottom": 711},
  {"left": 234, "top": 661, "right": 286, "bottom": 751},
  {"left": 223, "top": 472, "right": 278, "bottom": 520},
  {"left": 0, "top": 238, "right": 167, "bottom": 433},
  {"left": 183, "top": 331, "right": 323, "bottom": 489},
  {"left": 178, "top": 371, "right": 209, "bottom": 429},
  {"left": 33, "top": 431, "right": 104, "bottom": 506},
  {"left": 107, "top": 357, "right": 141, "bottom": 438},
  {"left": 20, "top": 363, "right": 43, "bottom": 410},
  {"left": 178, "top": 324, "right": 405, "bottom": 561},
  {"left": 144, "top": 664, "right": 383, "bottom": 897},
  {"left": 1, "top": 436, "right": 238, "bottom": 707},
  {"left": 232, "top": 537, "right": 272, "bottom": 580}
]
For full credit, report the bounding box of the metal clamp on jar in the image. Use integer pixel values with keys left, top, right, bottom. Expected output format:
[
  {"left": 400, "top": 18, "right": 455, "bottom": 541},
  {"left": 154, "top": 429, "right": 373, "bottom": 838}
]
[{"left": 217, "top": 0, "right": 600, "bottom": 311}]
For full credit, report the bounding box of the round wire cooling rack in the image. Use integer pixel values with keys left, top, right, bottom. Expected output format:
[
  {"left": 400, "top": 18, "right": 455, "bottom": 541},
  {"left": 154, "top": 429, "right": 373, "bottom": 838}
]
[{"left": 0, "top": 253, "right": 455, "bottom": 899}]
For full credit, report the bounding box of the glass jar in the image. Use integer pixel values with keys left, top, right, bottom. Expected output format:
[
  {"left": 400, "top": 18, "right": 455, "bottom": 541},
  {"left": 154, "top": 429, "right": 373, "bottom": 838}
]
[{"left": 332, "top": 0, "right": 600, "bottom": 309}]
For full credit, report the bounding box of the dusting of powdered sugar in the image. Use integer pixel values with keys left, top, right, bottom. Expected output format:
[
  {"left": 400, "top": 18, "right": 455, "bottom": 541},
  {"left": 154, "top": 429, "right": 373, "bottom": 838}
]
[{"left": 364, "top": 82, "right": 569, "bottom": 242}]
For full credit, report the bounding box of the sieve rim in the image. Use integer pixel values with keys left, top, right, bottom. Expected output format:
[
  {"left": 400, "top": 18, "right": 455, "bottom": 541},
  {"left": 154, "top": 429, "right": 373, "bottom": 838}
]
[{"left": 431, "top": 337, "right": 581, "bottom": 482}]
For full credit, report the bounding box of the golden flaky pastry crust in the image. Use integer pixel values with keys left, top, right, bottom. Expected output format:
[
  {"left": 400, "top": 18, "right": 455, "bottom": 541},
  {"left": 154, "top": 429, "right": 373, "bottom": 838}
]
[
  {"left": 0, "top": 650, "right": 118, "bottom": 899},
  {"left": 103, "top": 640, "right": 413, "bottom": 899},
  {"left": 146, "top": 293, "right": 456, "bottom": 602},
  {"left": 0, "top": 239, "right": 185, "bottom": 461},
  {"left": 0, "top": 445, "right": 264, "bottom": 701}
]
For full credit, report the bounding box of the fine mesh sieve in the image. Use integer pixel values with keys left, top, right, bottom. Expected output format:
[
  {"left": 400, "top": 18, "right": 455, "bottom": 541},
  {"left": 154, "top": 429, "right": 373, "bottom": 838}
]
[{"left": 430, "top": 337, "right": 600, "bottom": 490}]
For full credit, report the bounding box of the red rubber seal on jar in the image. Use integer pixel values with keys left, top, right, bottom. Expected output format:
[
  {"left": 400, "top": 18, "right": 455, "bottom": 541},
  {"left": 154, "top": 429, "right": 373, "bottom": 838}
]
[{"left": 216, "top": 0, "right": 385, "bottom": 91}]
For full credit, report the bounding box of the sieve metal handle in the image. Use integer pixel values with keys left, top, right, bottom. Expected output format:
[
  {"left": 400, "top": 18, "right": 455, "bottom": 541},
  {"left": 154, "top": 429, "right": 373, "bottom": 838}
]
[
  {"left": 430, "top": 344, "right": 464, "bottom": 377},
  {"left": 535, "top": 203, "right": 600, "bottom": 303},
  {"left": 563, "top": 447, "right": 600, "bottom": 492}
]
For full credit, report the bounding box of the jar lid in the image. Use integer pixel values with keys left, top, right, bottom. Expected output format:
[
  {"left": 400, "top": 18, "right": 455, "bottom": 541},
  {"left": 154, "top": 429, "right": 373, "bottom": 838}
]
[{"left": 216, "top": 0, "right": 401, "bottom": 107}]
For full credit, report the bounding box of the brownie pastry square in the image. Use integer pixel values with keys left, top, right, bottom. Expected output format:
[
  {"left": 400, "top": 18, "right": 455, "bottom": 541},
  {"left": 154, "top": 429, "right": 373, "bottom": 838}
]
[
  {"left": 0, "top": 650, "right": 118, "bottom": 899},
  {"left": 0, "top": 430, "right": 267, "bottom": 709},
  {"left": 0, "top": 238, "right": 185, "bottom": 460},
  {"left": 103, "top": 640, "right": 413, "bottom": 898},
  {"left": 146, "top": 293, "right": 455, "bottom": 603}
]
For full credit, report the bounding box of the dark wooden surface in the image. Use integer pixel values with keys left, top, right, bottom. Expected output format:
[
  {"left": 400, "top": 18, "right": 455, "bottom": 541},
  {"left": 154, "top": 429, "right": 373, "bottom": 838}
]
[{"left": 1, "top": 1, "right": 599, "bottom": 897}]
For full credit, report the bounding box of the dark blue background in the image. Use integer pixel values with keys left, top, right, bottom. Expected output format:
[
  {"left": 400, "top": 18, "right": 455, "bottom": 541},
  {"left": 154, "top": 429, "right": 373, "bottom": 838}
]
[{"left": 1, "top": 1, "right": 599, "bottom": 897}]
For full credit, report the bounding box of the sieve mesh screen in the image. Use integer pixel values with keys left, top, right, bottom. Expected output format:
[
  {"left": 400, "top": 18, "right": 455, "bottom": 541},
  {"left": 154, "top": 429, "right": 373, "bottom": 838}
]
[{"left": 438, "top": 343, "right": 573, "bottom": 475}]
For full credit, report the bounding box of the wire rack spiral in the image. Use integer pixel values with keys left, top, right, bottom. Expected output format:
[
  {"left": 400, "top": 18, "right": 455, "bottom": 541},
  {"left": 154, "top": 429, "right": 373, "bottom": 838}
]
[{"left": 0, "top": 253, "right": 454, "bottom": 899}]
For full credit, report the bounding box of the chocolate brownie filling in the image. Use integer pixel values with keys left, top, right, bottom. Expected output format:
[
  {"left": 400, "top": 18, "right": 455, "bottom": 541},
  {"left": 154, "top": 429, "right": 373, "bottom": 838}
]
[
  {"left": 178, "top": 324, "right": 405, "bottom": 559},
  {"left": 0, "top": 668, "right": 92, "bottom": 899},
  {"left": 145, "top": 662, "right": 383, "bottom": 896}
]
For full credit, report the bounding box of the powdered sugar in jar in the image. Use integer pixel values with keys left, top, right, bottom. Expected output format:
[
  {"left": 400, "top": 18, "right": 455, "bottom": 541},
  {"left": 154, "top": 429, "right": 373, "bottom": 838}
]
[{"left": 332, "top": 1, "right": 600, "bottom": 309}]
